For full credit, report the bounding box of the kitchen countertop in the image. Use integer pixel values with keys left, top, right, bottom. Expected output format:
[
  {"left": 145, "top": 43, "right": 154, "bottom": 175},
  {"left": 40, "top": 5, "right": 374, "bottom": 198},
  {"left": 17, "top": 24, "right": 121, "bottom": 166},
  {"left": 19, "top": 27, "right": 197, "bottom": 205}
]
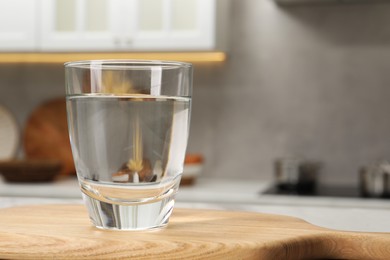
[{"left": 0, "top": 177, "right": 389, "bottom": 233}]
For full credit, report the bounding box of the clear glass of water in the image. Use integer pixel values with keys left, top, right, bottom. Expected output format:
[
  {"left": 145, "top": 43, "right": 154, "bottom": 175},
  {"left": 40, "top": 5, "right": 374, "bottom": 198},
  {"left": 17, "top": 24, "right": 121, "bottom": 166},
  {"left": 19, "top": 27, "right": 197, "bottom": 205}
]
[{"left": 65, "top": 60, "right": 192, "bottom": 230}]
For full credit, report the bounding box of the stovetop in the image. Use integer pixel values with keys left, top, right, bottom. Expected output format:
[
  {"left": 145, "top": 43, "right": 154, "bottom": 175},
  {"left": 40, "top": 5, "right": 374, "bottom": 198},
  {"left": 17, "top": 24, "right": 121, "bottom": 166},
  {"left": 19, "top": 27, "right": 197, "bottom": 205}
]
[{"left": 263, "top": 184, "right": 389, "bottom": 199}]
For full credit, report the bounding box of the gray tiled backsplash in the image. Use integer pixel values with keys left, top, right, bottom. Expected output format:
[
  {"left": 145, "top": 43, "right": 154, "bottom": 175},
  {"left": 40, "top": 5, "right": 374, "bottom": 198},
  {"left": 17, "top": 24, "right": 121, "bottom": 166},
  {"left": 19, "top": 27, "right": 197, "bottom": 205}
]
[{"left": 2, "top": 0, "right": 390, "bottom": 185}]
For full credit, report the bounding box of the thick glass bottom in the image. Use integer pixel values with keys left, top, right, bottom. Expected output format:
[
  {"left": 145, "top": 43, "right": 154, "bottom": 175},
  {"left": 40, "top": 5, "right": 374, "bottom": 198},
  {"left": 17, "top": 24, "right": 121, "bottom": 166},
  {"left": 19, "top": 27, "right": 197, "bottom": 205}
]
[{"left": 82, "top": 193, "right": 176, "bottom": 230}]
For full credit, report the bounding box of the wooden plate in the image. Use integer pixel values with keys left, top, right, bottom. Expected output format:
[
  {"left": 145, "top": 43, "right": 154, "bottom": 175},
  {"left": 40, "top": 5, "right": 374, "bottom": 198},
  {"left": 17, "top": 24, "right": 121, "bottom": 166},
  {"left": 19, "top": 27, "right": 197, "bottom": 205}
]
[
  {"left": 0, "top": 105, "right": 19, "bottom": 160},
  {"left": 23, "top": 98, "right": 75, "bottom": 176},
  {"left": 0, "top": 205, "right": 388, "bottom": 259}
]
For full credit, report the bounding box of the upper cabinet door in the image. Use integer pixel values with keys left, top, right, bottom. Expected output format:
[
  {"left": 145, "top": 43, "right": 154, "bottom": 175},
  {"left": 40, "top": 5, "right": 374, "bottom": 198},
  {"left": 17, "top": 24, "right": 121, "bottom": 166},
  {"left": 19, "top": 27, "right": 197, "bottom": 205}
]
[
  {"left": 0, "top": 0, "right": 38, "bottom": 51},
  {"left": 40, "top": 0, "right": 216, "bottom": 51},
  {"left": 40, "top": 0, "right": 119, "bottom": 51},
  {"left": 128, "top": 0, "right": 216, "bottom": 50}
]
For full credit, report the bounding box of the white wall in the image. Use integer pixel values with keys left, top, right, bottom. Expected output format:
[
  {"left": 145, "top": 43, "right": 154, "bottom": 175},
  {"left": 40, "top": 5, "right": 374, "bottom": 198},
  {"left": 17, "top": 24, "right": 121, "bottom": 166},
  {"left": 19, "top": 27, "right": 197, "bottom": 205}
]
[{"left": 189, "top": 0, "right": 390, "bottom": 185}]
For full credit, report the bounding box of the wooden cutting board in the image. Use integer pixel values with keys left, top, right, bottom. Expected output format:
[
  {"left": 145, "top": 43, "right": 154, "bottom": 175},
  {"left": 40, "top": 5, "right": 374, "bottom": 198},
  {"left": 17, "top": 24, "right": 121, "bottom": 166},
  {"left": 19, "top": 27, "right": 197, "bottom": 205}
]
[
  {"left": 0, "top": 205, "right": 389, "bottom": 260},
  {"left": 23, "top": 98, "right": 75, "bottom": 176}
]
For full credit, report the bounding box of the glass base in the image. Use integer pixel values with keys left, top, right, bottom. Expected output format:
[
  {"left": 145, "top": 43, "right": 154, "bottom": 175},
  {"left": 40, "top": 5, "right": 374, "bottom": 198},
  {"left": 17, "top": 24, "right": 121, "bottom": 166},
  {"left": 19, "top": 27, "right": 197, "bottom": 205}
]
[{"left": 82, "top": 193, "right": 176, "bottom": 231}]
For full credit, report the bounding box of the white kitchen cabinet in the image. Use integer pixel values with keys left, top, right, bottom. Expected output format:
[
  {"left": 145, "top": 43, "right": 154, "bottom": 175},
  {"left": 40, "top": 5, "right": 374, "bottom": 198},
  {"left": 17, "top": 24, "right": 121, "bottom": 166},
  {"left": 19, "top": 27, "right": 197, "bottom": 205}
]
[
  {"left": 0, "top": 0, "right": 38, "bottom": 51},
  {"left": 40, "top": 0, "right": 216, "bottom": 51},
  {"left": 131, "top": 0, "right": 215, "bottom": 50},
  {"left": 40, "top": 0, "right": 119, "bottom": 51}
]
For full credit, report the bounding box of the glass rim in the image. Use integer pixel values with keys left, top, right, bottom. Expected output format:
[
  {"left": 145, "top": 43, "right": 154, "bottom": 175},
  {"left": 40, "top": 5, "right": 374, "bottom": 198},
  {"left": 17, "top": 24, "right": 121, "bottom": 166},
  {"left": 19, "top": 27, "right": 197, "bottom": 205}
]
[{"left": 64, "top": 59, "right": 192, "bottom": 69}]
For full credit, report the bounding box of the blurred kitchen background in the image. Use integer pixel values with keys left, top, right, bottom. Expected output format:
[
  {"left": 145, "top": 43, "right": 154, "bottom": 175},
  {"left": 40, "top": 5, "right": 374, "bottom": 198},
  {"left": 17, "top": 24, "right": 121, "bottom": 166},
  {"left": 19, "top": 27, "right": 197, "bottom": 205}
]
[{"left": 1, "top": 0, "right": 390, "bottom": 189}]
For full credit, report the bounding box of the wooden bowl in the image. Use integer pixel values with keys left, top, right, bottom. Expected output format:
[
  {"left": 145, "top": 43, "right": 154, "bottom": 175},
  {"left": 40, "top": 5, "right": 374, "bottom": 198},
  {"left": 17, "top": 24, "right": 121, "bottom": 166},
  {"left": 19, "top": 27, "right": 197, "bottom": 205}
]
[
  {"left": 181, "top": 154, "right": 204, "bottom": 186},
  {"left": 0, "top": 159, "right": 62, "bottom": 183}
]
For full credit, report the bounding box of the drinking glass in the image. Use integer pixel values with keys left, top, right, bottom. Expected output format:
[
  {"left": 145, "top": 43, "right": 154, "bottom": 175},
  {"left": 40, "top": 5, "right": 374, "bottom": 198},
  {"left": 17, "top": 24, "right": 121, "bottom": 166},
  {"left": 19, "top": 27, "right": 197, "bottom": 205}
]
[{"left": 65, "top": 60, "right": 192, "bottom": 230}]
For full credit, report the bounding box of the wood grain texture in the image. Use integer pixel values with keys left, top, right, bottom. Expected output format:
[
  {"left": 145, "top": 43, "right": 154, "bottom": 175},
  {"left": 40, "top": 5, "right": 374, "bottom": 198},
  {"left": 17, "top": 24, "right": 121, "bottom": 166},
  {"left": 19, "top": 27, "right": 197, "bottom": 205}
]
[{"left": 0, "top": 205, "right": 389, "bottom": 259}]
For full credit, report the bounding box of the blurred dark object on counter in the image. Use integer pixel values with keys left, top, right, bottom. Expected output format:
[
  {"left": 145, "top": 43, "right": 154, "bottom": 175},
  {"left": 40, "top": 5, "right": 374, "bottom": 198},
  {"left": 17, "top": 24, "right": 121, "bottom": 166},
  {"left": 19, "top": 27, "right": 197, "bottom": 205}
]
[
  {"left": 181, "top": 154, "right": 204, "bottom": 186},
  {"left": 23, "top": 98, "right": 76, "bottom": 176},
  {"left": 297, "top": 161, "right": 322, "bottom": 194},
  {"left": 274, "top": 158, "right": 322, "bottom": 195},
  {"left": 0, "top": 159, "right": 62, "bottom": 183},
  {"left": 359, "top": 161, "right": 390, "bottom": 199}
]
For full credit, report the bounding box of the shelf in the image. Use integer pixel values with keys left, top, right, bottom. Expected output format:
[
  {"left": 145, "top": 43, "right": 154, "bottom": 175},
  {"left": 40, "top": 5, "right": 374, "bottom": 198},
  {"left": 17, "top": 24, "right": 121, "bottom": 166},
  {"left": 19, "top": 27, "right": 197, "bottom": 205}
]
[{"left": 0, "top": 52, "right": 227, "bottom": 64}]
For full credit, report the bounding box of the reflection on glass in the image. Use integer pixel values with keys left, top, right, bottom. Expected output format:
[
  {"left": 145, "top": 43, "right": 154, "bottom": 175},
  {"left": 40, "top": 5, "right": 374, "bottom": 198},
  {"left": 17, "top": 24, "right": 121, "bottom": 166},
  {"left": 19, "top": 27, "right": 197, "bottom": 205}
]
[
  {"left": 56, "top": 0, "right": 76, "bottom": 31},
  {"left": 139, "top": 0, "right": 163, "bottom": 31},
  {"left": 172, "top": 0, "right": 196, "bottom": 30},
  {"left": 86, "top": 0, "right": 107, "bottom": 31}
]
